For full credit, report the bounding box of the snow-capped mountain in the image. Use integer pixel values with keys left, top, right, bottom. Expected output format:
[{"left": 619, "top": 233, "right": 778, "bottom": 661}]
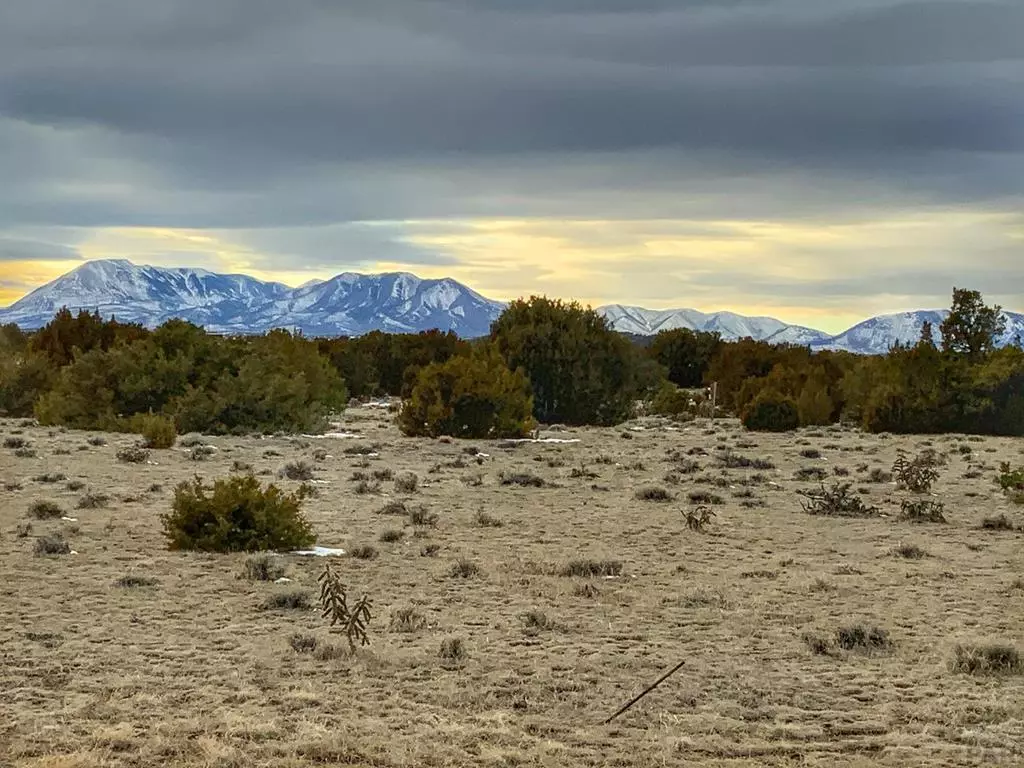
[
  {"left": 0, "top": 259, "right": 290, "bottom": 329},
  {"left": 0, "top": 259, "right": 504, "bottom": 337},
  {"left": 597, "top": 304, "right": 832, "bottom": 344},
  {"left": 242, "top": 271, "right": 503, "bottom": 337},
  {"left": 1, "top": 260, "right": 1020, "bottom": 353},
  {"left": 813, "top": 310, "right": 1024, "bottom": 355}
]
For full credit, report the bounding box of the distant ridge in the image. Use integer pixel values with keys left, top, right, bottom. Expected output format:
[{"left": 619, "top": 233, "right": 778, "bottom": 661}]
[{"left": 1, "top": 259, "right": 1022, "bottom": 353}]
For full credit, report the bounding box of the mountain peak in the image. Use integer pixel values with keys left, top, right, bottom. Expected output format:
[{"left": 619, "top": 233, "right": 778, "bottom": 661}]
[
  {"left": 0, "top": 259, "right": 503, "bottom": 337},
  {"left": 1, "top": 260, "right": 1022, "bottom": 351}
]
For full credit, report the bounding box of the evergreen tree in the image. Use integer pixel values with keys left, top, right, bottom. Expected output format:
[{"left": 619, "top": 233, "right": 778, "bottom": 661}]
[
  {"left": 647, "top": 328, "right": 722, "bottom": 388},
  {"left": 940, "top": 288, "right": 1005, "bottom": 362},
  {"left": 490, "top": 296, "right": 640, "bottom": 426},
  {"left": 918, "top": 320, "right": 936, "bottom": 348}
]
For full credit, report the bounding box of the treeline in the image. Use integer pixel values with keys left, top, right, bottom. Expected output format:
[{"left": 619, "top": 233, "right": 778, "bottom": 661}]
[
  {"left": 1, "top": 288, "right": 1021, "bottom": 438},
  {"left": 0, "top": 310, "right": 348, "bottom": 435}
]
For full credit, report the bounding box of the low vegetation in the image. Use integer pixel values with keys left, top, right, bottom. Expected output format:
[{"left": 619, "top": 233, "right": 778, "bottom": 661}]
[
  {"left": 161, "top": 475, "right": 315, "bottom": 552},
  {"left": 798, "top": 482, "right": 879, "bottom": 517}
]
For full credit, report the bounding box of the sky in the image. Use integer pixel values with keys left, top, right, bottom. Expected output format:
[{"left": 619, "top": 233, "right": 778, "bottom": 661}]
[{"left": 0, "top": 0, "right": 1022, "bottom": 333}]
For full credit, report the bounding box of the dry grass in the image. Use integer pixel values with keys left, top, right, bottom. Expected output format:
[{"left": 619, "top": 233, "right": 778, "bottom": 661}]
[{"left": 2, "top": 411, "right": 1024, "bottom": 766}]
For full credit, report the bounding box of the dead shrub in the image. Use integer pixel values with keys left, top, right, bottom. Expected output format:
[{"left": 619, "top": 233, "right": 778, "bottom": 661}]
[
  {"left": 280, "top": 460, "right": 314, "bottom": 481},
  {"left": 474, "top": 510, "right": 503, "bottom": 528},
  {"left": 950, "top": 644, "right": 1023, "bottom": 676},
  {"left": 115, "top": 573, "right": 158, "bottom": 588},
  {"left": 498, "top": 471, "right": 545, "bottom": 488},
  {"left": 899, "top": 499, "right": 947, "bottom": 524},
  {"left": 116, "top": 445, "right": 150, "bottom": 464},
  {"left": 449, "top": 558, "right": 481, "bottom": 578},
  {"left": 687, "top": 491, "right": 724, "bottom": 505},
  {"left": 34, "top": 533, "right": 71, "bottom": 556},
  {"left": 389, "top": 607, "right": 427, "bottom": 633},
  {"left": 241, "top": 554, "right": 285, "bottom": 581},
  {"left": 798, "top": 482, "right": 879, "bottom": 517},
  {"left": 560, "top": 559, "right": 622, "bottom": 578},
  {"left": 892, "top": 542, "right": 928, "bottom": 559},
  {"left": 635, "top": 486, "right": 673, "bottom": 502},
  {"left": 76, "top": 492, "right": 110, "bottom": 510},
  {"left": 28, "top": 500, "right": 65, "bottom": 519},
  {"left": 349, "top": 545, "right": 378, "bottom": 560},
  {"left": 394, "top": 472, "right": 419, "bottom": 493},
  {"left": 439, "top": 637, "right": 467, "bottom": 664},
  {"left": 261, "top": 589, "right": 312, "bottom": 611}
]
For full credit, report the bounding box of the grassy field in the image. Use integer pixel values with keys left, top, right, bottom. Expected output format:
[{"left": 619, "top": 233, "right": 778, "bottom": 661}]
[{"left": 2, "top": 407, "right": 1023, "bottom": 767}]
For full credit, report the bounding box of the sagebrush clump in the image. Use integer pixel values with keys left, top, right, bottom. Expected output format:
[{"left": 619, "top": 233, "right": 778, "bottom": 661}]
[
  {"left": 133, "top": 413, "right": 177, "bottom": 449},
  {"left": 116, "top": 445, "right": 150, "bottom": 464},
  {"left": 161, "top": 474, "right": 315, "bottom": 552}
]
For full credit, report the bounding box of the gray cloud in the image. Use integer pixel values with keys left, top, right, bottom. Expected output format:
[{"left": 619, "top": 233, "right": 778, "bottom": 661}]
[
  {"left": 0, "top": 0, "right": 1021, "bottom": 310},
  {"left": 0, "top": 236, "right": 80, "bottom": 262}
]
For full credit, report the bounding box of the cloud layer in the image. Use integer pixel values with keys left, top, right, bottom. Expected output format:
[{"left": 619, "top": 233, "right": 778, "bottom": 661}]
[{"left": 1, "top": 0, "right": 1021, "bottom": 326}]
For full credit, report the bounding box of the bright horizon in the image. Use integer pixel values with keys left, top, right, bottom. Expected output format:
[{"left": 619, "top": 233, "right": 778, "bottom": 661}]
[{"left": 0, "top": 250, "right": 1004, "bottom": 337}]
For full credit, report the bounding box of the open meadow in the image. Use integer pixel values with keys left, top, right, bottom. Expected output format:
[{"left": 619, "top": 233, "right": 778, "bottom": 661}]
[{"left": 2, "top": 406, "right": 1023, "bottom": 767}]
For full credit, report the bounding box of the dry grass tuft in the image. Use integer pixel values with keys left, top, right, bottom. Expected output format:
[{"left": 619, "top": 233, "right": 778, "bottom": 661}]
[{"left": 950, "top": 644, "right": 1023, "bottom": 676}]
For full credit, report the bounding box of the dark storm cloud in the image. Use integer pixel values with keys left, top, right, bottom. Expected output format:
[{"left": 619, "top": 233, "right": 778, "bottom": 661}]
[{"left": 0, "top": 0, "right": 1021, "bottom": 230}]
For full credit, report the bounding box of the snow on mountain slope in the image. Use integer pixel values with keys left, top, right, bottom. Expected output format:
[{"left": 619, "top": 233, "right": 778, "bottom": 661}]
[
  {"left": 596, "top": 304, "right": 831, "bottom": 343},
  {"left": 248, "top": 272, "right": 503, "bottom": 337},
  {"left": 0, "top": 259, "right": 289, "bottom": 329},
  {"left": 1, "top": 260, "right": 1020, "bottom": 350},
  {"left": 0, "top": 260, "right": 504, "bottom": 337},
  {"left": 814, "top": 310, "right": 1024, "bottom": 354}
]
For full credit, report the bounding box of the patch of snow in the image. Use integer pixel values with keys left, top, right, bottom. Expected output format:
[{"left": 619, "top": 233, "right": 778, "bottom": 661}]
[
  {"left": 506, "top": 438, "right": 581, "bottom": 444},
  {"left": 290, "top": 546, "right": 347, "bottom": 556},
  {"left": 305, "top": 432, "right": 363, "bottom": 439}
]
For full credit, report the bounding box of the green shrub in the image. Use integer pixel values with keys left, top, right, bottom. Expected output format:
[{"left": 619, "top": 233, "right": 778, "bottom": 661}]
[
  {"left": 741, "top": 391, "right": 800, "bottom": 432},
  {"left": 397, "top": 347, "right": 535, "bottom": 439},
  {"left": 160, "top": 475, "right": 315, "bottom": 552},
  {"left": 490, "top": 296, "right": 646, "bottom": 426},
  {"left": 796, "top": 379, "right": 834, "bottom": 426},
  {"left": 997, "top": 462, "right": 1024, "bottom": 502},
  {"left": 649, "top": 383, "right": 696, "bottom": 418},
  {"left": 132, "top": 413, "right": 177, "bottom": 449}
]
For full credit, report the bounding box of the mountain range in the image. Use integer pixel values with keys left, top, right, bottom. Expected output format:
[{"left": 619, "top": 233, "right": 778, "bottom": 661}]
[{"left": 1, "top": 259, "right": 1022, "bottom": 355}]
